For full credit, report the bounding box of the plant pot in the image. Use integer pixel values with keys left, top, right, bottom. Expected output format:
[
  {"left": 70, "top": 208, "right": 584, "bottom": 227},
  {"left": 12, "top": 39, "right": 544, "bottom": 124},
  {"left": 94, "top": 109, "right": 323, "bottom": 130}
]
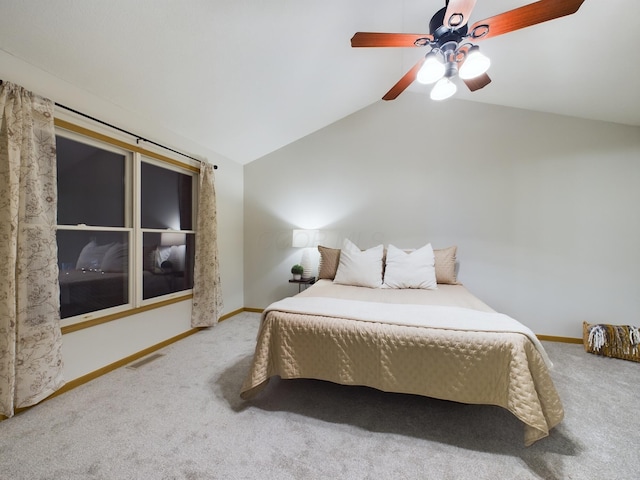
[{"left": 292, "top": 274, "right": 302, "bottom": 280}]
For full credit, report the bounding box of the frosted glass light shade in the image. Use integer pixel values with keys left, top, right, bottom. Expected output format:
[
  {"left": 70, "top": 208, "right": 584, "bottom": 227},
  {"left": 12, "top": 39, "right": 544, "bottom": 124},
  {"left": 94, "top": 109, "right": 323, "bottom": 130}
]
[
  {"left": 430, "top": 77, "right": 457, "bottom": 101},
  {"left": 292, "top": 229, "right": 319, "bottom": 248},
  {"left": 459, "top": 46, "right": 490, "bottom": 79},
  {"left": 416, "top": 52, "right": 445, "bottom": 85}
]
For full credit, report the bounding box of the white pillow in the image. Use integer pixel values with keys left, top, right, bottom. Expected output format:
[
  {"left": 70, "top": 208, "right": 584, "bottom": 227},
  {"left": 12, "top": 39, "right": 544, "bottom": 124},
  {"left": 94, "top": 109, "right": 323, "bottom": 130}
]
[
  {"left": 153, "top": 246, "right": 172, "bottom": 270},
  {"left": 75, "top": 241, "right": 114, "bottom": 270},
  {"left": 100, "top": 242, "right": 128, "bottom": 273},
  {"left": 333, "top": 239, "right": 384, "bottom": 288},
  {"left": 383, "top": 243, "right": 437, "bottom": 289},
  {"left": 168, "top": 244, "right": 186, "bottom": 271}
]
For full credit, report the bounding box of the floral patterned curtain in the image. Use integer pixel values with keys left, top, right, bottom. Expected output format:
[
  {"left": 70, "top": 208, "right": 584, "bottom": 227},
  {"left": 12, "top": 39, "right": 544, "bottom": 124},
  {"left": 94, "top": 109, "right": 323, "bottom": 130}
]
[
  {"left": 191, "top": 162, "right": 223, "bottom": 327},
  {"left": 0, "top": 82, "right": 65, "bottom": 417}
]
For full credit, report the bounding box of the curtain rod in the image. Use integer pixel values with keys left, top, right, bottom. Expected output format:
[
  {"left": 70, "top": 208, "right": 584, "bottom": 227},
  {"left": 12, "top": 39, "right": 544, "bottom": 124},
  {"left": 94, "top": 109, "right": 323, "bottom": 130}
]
[{"left": 0, "top": 79, "right": 217, "bottom": 169}]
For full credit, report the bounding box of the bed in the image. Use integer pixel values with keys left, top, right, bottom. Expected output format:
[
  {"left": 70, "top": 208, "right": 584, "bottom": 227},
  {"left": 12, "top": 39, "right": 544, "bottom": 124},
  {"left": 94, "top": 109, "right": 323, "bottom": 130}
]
[{"left": 240, "top": 242, "right": 564, "bottom": 446}]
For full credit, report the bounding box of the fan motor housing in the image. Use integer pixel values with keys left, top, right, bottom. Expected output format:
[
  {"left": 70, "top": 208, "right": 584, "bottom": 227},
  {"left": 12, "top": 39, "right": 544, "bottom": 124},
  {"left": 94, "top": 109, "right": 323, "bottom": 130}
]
[{"left": 430, "top": 6, "right": 468, "bottom": 46}]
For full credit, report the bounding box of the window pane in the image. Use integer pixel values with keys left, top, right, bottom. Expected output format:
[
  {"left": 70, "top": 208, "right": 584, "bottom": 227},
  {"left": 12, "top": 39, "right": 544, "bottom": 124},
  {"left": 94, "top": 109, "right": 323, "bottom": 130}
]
[
  {"left": 141, "top": 162, "right": 193, "bottom": 230},
  {"left": 58, "top": 230, "right": 129, "bottom": 318},
  {"left": 56, "top": 135, "right": 126, "bottom": 227},
  {"left": 142, "top": 232, "right": 195, "bottom": 300}
]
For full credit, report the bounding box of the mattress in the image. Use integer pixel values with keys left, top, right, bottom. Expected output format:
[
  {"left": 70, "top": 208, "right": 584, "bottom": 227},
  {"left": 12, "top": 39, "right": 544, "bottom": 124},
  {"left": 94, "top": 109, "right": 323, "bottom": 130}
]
[{"left": 240, "top": 280, "right": 564, "bottom": 446}]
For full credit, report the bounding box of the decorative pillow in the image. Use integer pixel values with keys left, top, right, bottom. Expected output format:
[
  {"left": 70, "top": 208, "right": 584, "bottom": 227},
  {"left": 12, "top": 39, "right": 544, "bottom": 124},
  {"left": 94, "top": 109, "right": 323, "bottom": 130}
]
[
  {"left": 100, "top": 242, "right": 128, "bottom": 273},
  {"left": 434, "top": 246, "right": 459, "bottom": 284},
  {"left": 153, "top": 246, "right": 172, "bottom": 271},
  {"left": 142, "top": 245, "right": 172, "bottom": 274},
  {"left": 383, "top": 243, "right": 437, "bottom": 289},
  {"left": 143, "top": 245, "right": 158, "bottom": 272},
  {"left": 75, "top": 241, "right": 114, "bottom": 270},
  {"left": 333, "top": 239, "right": 384, "bottom": 288},
  {"left": 318, "top": 245, "right": 341, "bottom": 280},
  {"left": 168, "top": 244, "right": 186, "bottom": 271}
]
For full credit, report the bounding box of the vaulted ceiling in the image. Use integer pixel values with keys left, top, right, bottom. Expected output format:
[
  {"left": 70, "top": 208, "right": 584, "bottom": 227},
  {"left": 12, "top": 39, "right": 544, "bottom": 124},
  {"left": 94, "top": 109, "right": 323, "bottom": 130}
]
[{"left": 1, "top": 1, "right": 638, "bottom": 165}]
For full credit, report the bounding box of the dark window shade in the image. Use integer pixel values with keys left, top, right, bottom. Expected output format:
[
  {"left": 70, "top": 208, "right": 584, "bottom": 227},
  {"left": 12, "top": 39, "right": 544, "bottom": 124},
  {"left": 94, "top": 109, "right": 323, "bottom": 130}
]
[
  {"left": 141, "top": 162, "right": 193, "bottom": 230},
  {"left": 56, "top": 136, "right": 126, "bottom": 227}
]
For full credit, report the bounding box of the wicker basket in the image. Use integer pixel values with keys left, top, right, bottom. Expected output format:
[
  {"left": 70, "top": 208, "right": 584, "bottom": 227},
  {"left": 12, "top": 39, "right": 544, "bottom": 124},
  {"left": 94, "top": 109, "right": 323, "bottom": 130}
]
[{"left": 583, "top": 321, "right": 640, "bottom": 362}]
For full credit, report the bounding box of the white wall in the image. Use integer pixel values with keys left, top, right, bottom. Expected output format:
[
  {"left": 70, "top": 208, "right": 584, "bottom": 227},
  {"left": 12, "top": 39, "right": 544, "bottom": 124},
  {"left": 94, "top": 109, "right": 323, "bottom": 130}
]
[
  {"left": 1, "top": 51, "right": 244, "bottom": 382},
  {"left": 244, "top": 93, "right": 640, "bottom": 339}
]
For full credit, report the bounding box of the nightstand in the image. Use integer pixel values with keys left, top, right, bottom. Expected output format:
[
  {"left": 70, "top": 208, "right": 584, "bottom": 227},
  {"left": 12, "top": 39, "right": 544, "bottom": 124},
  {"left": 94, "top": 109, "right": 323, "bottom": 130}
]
[{"left": 289, "top": 276, "right": 316, "bottom": 293}]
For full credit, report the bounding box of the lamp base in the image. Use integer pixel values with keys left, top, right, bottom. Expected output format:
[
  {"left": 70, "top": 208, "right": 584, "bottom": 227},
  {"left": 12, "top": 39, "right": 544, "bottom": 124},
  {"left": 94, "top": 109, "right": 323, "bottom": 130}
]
[{"left": 301, "top": 249, "right": 313, "bottom": 279}]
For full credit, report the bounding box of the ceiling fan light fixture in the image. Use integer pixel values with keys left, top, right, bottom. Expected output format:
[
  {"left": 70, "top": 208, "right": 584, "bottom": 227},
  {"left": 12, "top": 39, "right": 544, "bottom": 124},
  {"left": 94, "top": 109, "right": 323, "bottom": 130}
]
[
  {"left": 416, "top": 52, "right": 445, "bottom": 85},
  {"left": 430, "top": 77, "right": 457, "bottom": 101},
  {"left": 352, "top": 0, "right": 586, "bottom": 101},
  {"left": 459, "top": 45, "right": 491, "bottom": 80}
]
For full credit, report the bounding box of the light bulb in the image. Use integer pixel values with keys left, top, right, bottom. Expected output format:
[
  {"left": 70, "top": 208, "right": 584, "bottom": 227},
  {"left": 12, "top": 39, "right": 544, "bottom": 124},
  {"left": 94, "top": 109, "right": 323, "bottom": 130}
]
[
  {"left": 430, "top": 77, "right": 457, "bottom": 101},
  {"left": 459, "top": 46, "right": 490, "bottom": 80},
  {"left": 416, "top": 52, "right": 445, "bottom": 85}
]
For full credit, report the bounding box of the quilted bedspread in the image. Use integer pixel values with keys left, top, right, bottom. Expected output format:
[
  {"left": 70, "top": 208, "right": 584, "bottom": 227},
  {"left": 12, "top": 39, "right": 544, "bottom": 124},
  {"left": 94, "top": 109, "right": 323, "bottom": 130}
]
[{"left": 240, "top": 282, "right": 564, "bottom": 446}]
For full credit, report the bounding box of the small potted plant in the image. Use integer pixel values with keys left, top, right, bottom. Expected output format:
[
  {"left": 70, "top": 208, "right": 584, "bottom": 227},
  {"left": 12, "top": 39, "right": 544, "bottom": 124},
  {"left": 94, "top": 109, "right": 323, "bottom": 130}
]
[{"left": 291, "top": 264, "right": 304, "bottom": 280}]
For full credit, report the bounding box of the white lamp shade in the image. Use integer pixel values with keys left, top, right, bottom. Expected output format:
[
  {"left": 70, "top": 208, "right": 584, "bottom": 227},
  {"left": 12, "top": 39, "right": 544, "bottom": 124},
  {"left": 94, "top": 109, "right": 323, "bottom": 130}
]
[
  {"left": 161, "top": 232, "right": 186, "bottom": 246},
  {"left": 416, "top": 53, "right": 445, "bottom": 85},
  {"left": 459, "top": 47, "right": 490, "bottom": 80},
  {"left": 430, "top": 77, "right": 457, "bottom": 101},
  {"left": 292, "top": 229, "right": 319, "bottom": 248},
  {"left": 292, "top": 229, "right": 319, "bottom": 279}
]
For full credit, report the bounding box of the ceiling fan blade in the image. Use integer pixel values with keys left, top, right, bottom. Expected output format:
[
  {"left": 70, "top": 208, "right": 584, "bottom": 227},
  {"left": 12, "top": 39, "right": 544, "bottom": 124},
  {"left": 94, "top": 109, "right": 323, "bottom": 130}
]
[
  {"left": 351, "top": 32, "right": 433, "bottom": 48},
  {"left": 468, "top": 0, "right": 585, "bottom": 41},
  {"left": 463, "top": 73, "right": 491, "bottom": 92},
  {"left": 382, "top": 59, "right": 425, "bottom": 101},
  {"left": 444, "top": 0, "right": 477, "bottom": 29}
]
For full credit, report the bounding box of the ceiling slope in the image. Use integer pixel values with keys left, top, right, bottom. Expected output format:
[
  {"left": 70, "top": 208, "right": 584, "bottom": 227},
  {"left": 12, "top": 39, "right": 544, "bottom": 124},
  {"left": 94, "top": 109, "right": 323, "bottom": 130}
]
[{"left": 0, "top": 1, "right": 638, "bottom": 165}]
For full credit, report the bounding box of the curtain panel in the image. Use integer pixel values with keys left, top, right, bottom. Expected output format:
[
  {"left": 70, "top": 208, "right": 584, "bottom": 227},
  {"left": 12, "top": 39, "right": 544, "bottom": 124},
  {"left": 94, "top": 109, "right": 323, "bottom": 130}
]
[
  {"left": 0, "top": 82, "right": 64, "bottom": 417},
  {"left": 191, "top": 162, "right": 223, "bottom": 327}
]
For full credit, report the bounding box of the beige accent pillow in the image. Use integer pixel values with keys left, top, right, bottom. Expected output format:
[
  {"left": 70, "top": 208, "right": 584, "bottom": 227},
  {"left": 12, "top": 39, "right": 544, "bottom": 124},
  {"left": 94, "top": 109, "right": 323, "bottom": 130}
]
[
  {"left": 434, "top": 246, "right": 459, "bottom": 284},
  {"left": 318, "top": 245, "right": 341, "bottom": 280}
]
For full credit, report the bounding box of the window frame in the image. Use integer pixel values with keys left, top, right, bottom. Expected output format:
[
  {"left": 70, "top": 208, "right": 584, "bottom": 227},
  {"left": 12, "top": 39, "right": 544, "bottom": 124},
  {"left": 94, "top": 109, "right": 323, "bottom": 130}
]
[
  {"left": 55, "top": 118, "right": 199, "bottom": 333},
  {"left": 137, "top": 155, "right": 198, "bottom": 306}
]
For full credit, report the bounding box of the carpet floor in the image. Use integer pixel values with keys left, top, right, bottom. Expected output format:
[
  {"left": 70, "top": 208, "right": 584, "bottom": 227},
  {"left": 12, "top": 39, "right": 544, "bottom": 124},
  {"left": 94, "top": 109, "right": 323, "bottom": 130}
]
[{"left": 0, "top": 312, "right": 638, "bottom": 480}]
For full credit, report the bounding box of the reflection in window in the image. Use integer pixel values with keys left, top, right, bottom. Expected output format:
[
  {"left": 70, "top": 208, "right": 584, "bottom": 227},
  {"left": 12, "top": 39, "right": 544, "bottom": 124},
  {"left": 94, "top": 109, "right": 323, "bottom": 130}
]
[
  {"left": 57, "top": 230, "right": 129, "bottom": 318},
  {"left": 141, "top": 161, "right": 193, "bottom": 230},
  {"left": 56, "top": 129, "right": 197, "bottom": 323},
  {"left": 142, "top": 232, "right": 195, "bottom": 300}
]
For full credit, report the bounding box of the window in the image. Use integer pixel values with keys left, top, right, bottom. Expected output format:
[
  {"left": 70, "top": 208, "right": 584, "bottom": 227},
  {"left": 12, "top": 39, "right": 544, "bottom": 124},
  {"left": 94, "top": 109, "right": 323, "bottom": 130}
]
[
  {"left": 140, "top": 159, "right": 195, "bottom": 301},
  {"left": 55, "top": 126, "right": 197, "bottom": 325}
]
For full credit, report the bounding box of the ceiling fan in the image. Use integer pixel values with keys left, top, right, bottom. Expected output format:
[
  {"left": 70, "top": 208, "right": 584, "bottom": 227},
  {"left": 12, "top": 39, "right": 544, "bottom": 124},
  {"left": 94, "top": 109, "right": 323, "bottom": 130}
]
[{"left": 351, "top": 0, "right": 586, "bottom": 101}]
